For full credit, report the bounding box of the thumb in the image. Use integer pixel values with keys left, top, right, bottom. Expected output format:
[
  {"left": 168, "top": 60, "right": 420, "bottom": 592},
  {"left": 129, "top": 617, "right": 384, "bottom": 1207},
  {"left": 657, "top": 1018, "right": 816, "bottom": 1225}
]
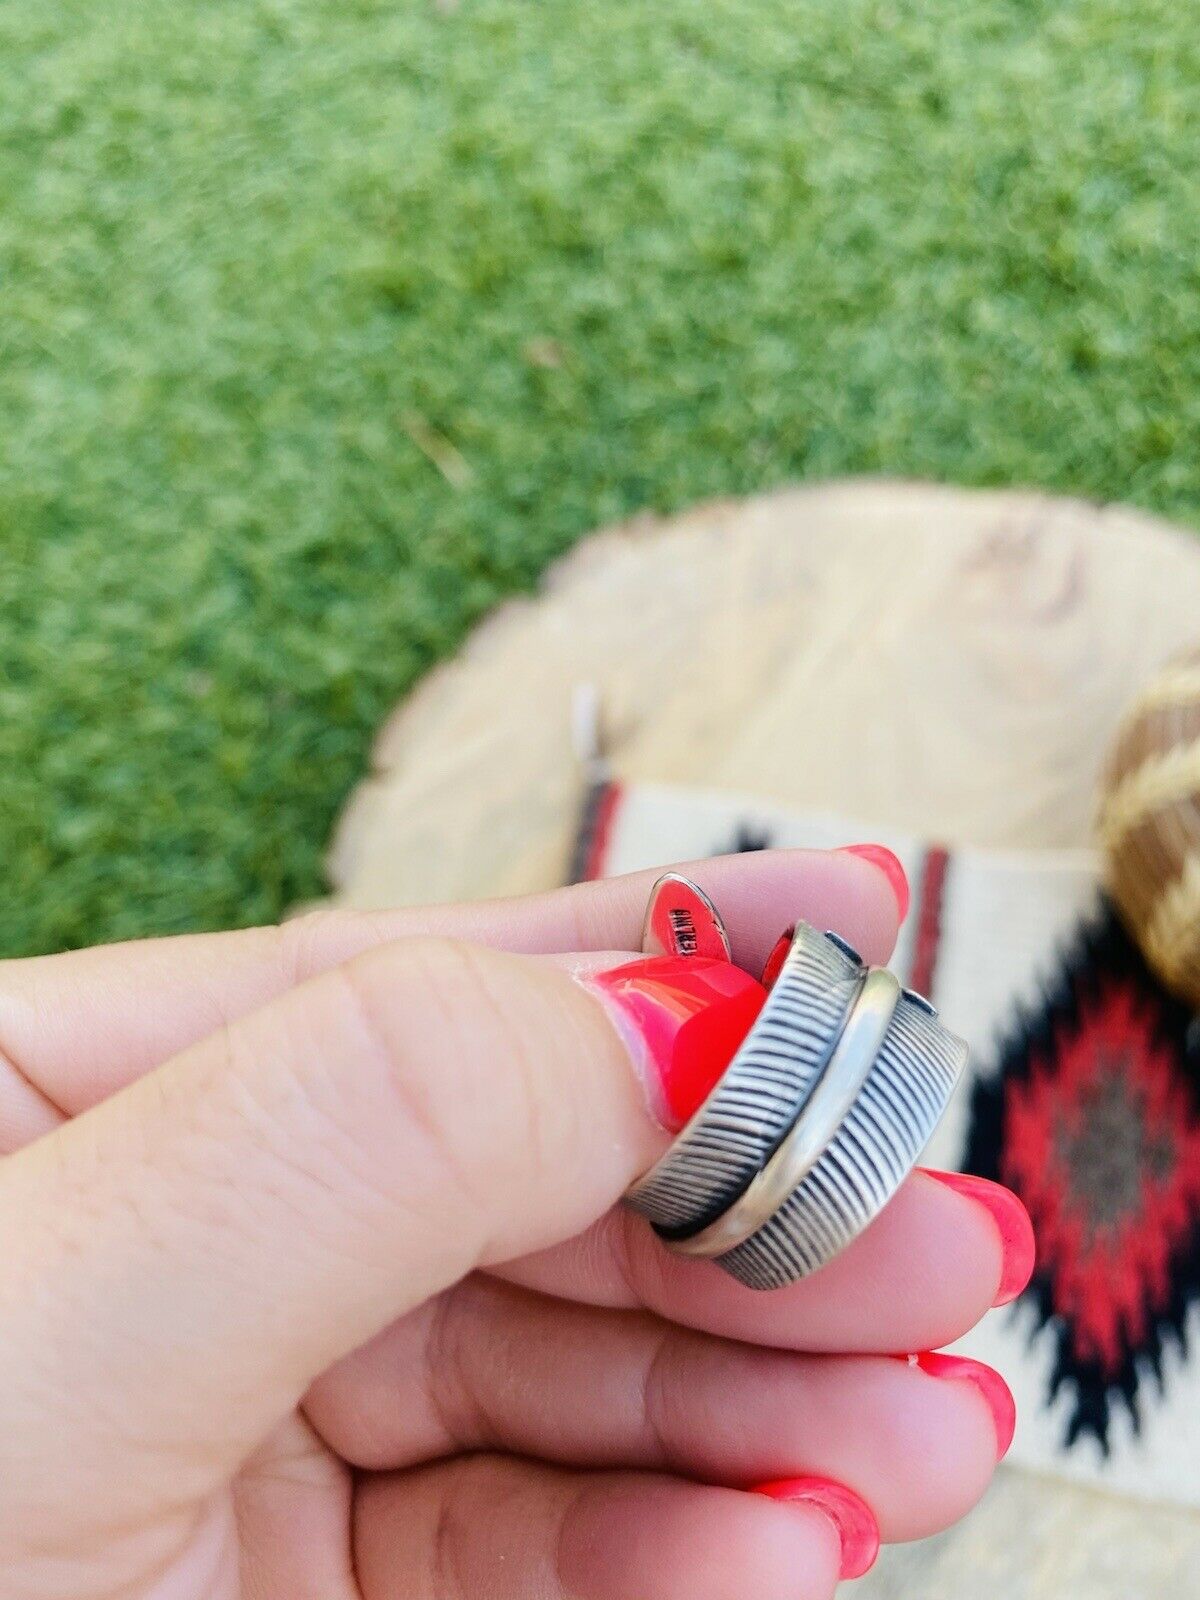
[{"left": 0, "top": 936, "right": 688, "bottom": 1531}]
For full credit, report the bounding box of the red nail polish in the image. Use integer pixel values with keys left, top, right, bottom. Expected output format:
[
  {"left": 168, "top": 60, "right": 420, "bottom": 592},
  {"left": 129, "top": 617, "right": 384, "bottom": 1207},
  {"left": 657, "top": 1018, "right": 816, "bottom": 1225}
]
[
  {"left": 588, "top": 956, "right": 767, "bottom": 1131},
  {"left": 837, "top": 843, "right": 910, "bottom": 922},
  {"left": 920, "top": 1169, "right": 1036, "bottom": 1307},
  {"left": 760, "top": 927, "right": 795, "bottom": 988},
  {"left": 895, "top": 1352, "right": 1017, "bottom": 1460},
  {"left": 752, "top": 1476, "right": 880, "bottom": 1580}
]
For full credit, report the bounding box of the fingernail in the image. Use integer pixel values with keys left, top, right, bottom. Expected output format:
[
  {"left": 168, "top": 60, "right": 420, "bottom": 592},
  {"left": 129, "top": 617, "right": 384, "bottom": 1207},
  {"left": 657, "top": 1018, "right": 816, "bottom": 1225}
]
[
  {"left": 920, "top": 1168, "right": 1036, "bottom": 1307},
  {"left": 894, "top": 1352, "right": 1017, "bottom": 1460},
  {"left": 837, "top": 843, "right": 910, "bottom": 922},
  {"left": 760, "top": 927, "right": 794, "bottom": 988},
  {"left": 752, "top": 1476, "right": 880, "bottom": 1580},
  {"left": 586, "top": 956, "right": 767, "bottom": 1131}
]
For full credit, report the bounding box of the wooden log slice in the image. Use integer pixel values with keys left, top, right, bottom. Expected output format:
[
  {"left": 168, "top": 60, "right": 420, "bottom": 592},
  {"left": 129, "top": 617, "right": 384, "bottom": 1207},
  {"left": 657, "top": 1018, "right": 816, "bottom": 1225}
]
[{"left": 329, "top": 478, "right": 1200, "bottom": 908}]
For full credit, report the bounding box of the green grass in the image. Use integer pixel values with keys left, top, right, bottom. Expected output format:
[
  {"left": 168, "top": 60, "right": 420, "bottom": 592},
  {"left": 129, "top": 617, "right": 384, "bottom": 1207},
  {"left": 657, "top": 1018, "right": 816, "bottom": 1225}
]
[{"left": 2, "top": 0, "right": 1199, "bottom": 955}]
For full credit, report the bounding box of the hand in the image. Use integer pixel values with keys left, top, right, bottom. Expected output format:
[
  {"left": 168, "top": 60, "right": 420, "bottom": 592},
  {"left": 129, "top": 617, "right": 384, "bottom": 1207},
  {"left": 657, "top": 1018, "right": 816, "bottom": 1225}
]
[{"left": 0, "top": 850, "right": 1031, "bottom": 1600}]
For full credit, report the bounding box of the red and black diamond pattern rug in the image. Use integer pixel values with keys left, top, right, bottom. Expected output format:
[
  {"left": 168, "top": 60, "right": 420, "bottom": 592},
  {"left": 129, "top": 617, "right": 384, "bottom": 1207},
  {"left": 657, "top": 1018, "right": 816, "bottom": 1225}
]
[
  {"left": 965, "top": 904, "right": 1200, "bottom": 1458},
  {"left": 575, "top": 779, "right": 1200, "bottom": 1504}
]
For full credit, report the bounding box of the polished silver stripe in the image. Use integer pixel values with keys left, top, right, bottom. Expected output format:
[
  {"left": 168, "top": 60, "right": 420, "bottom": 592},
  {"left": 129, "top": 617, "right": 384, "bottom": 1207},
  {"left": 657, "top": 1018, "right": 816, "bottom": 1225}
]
[
  {"left": 715, "top": 996, "right": 966, "bottom": 1289},
  {"left": 670, "top": 969, "right": 902, "bottom": 1258},
  {"left": 626, "top": 922, "right": 864, "bottom": 1233}
]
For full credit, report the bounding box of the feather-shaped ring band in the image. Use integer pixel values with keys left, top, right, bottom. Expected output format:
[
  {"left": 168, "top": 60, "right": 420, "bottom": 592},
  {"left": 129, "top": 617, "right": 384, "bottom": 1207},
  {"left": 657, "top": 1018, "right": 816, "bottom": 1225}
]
[{"left": 623, "top": 873, "right": 967, "bottom": 1290}]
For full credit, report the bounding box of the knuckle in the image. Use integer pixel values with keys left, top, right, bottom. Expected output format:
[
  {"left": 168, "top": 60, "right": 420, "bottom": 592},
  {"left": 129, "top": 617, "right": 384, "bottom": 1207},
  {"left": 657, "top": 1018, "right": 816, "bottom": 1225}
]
[
  {"left": 360, "top": 936, "right": 559, "bottom": 1193},
  {"left": 619, "top": 1203, "right": 677, "bottom": 1310},
  {"left": 328, "top": 954, "right": 484, "bottom": 1210},
  {"left": 327, "top": 937, "right": 543, "bottom": 1240},
  {"left": 272, "top": 906, "right": 364, "bottom": 986},
  {"left": 639, "top": 1323, "right": 686, "bottom": 1467},
  {"left": 430, "top": 1457, "right": 496, "bottom": 1600},
  {"left": 421, "top": 1281, "right": 501, "bottom": 1452},
  {"left": 272, "top": 933, "right": 574, "bottom": 1274}
]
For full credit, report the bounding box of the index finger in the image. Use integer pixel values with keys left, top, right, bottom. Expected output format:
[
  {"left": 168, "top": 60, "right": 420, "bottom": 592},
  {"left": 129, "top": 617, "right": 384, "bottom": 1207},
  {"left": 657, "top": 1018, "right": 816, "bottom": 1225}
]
[{"left": 0, "top": 848, "right": 900, "bottom": 1141}]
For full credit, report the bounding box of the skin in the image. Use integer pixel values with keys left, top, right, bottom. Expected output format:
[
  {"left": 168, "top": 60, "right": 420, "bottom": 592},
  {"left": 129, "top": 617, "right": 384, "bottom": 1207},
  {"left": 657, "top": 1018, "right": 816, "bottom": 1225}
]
[{"left": 0, "top": 850, "right": 1007, "bottom": 1600}]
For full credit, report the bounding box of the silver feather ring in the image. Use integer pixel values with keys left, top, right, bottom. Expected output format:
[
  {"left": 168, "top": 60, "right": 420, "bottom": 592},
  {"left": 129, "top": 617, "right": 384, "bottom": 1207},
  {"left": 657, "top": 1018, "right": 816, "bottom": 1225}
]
[{"left": 623, "top": 873, "right": 967, "bottom": 1290}]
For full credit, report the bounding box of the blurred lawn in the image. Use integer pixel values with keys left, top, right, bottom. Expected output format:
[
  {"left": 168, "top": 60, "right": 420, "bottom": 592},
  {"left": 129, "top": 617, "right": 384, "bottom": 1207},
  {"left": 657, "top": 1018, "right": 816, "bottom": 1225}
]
[{"left": 2, "top": 0, "right": 1199, "bottom": 955}]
